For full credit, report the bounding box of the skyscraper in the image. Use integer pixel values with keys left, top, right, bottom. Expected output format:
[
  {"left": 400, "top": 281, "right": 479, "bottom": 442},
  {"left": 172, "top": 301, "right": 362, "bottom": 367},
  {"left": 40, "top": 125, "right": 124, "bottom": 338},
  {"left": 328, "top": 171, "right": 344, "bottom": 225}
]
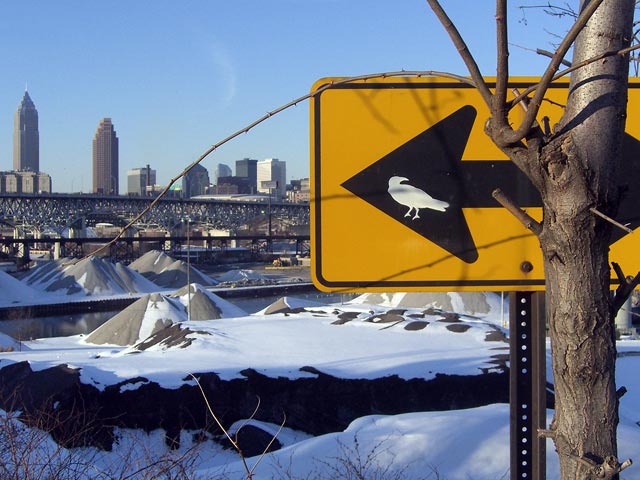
[
  {"left": 257, "top": 158, "right": 287, "bottom": 199},
  {"left": 127, "top": 165, "right": 156, "bottom": 196},
  {"left": 13, "top": 90, "right": 39, "bottom": 172},
  {"left": 182, "top": 163, "right": 210, "bottom": 198},
  {"left": 92, "top": 118, "right": 119, "bottom": 195},
  {"left": 236, "top": 158, "right": 258, "bottom": 193},
  {"left": 214, "top": 163, "right": 232, "bottom": 185}
]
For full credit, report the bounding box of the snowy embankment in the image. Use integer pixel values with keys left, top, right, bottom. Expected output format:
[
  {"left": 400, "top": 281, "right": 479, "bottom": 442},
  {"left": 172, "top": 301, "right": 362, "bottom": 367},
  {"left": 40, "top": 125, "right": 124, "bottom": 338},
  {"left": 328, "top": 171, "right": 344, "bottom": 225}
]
[{"left": 0, "top": 258, "right": 639, "bottom": 479}]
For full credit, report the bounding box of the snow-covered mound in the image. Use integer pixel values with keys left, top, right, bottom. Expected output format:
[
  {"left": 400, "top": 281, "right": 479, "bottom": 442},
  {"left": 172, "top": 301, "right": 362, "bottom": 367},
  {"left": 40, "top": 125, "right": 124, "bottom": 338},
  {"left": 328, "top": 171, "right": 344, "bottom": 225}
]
[
  {"left": 84, "top": 293, "right": 186, "bottom": 346},
  {"left": 0, "top": 332, "right": 28, "bottom": 351},
  {"left": 257, "top": 296, "right": 329, "bottom": 315},
  {"left": 84, "top": 283, "right": 247, "bottom": 346},
  {"left": 171, "top": 283, "right": 247, "bottom": 319},
  {"left": 0, "top": 270, "right": 43, "bottom": 306},
  {"left": 351, "top": 291, "right": 506, "bottom": 319},
  {"left": 128, "top": 250, "right": 218, "bottom": 288},
  {"left": 8, "top": 299, "right": 510, "bottom": 388},
  {"left": 215, "top": 269, "right": 271, "bottom": 285},
  {"left": 20, "top": 256, "right": 161, "bottom": 296}
]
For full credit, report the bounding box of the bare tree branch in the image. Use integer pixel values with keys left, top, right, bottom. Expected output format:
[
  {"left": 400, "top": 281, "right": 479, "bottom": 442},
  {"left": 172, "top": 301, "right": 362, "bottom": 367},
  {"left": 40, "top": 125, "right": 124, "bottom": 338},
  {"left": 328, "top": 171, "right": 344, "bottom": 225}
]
[
  {"left": 509, "top": 43, "right": 640, "bottom": 110},
  {"left": 497, "top": 0, "right": 606, "bottom": 145},
  {"left": 425, "top": 0, "right": 492, "bottom": 107},
  {"left": 494, "top": 0, "right": 510, "bottom": 129}
]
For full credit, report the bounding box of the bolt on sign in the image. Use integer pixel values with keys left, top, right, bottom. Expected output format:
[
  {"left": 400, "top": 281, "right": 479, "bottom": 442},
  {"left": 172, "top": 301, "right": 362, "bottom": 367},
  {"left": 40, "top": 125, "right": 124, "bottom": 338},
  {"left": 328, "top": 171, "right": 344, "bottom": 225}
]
[{"left": 310, "top": 77, "right": 640, "bottom": 292}]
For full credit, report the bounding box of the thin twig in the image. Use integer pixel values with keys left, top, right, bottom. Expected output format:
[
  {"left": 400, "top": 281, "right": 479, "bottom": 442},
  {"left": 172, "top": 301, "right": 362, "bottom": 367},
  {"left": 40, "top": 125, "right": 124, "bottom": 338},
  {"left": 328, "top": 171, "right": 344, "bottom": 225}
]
[
  {"left": 84, "top": 69, "right": 474, "bottom": 259},
  {"left": 510, "top": 44, "right": 640, "bottom": 109},
  {"left": 190, "top": 373, "right": 287, "bottom": 479},
  {"left": 247, "top": 413, "right": 287, "bottom": 476},
  {"left": 590, "top": 207, "right": 633, "bottom": 234},
  {"left": 188, "top": 374, "right": 236, "bottom": 447}
]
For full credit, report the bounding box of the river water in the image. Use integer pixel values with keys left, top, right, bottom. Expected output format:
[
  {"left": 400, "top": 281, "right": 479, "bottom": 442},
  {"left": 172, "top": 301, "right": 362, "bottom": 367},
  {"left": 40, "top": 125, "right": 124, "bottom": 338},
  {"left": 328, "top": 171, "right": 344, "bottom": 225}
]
[{"left": 0, "top": 289, "right": 358, "bottom": 340}]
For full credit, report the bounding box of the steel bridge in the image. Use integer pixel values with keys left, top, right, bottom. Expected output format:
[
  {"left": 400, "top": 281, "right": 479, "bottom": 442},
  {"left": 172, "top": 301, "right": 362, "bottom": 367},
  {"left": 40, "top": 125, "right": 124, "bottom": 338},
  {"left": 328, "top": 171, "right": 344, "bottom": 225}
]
[{"left": 0, "top": 193, "right": 310, "bottom": 235}]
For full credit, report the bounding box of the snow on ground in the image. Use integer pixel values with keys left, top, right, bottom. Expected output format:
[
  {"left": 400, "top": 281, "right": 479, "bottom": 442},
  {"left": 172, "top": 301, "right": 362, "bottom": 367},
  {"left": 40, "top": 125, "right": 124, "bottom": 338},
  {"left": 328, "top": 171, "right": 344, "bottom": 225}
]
[
  {"left": 0, "top": 289, "right": 639, "bottom": 479},
  {"left": 0, "top": 299, "right": 508, "bottom": 388},
  {"left": 216, "top": 268, "right": 271, "bottom": 284}
]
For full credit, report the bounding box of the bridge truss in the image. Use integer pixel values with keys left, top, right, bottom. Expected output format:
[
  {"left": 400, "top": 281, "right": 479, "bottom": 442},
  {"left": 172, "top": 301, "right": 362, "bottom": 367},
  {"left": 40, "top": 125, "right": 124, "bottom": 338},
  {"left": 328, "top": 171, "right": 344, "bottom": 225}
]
[{"left": 0, "top": 193, "right": 310, "bottom": 236}]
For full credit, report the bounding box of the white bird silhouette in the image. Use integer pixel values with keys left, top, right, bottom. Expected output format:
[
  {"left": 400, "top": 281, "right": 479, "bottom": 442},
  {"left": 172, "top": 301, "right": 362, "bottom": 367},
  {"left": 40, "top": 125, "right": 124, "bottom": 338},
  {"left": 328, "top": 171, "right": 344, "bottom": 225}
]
[{"left": 387, "top": 176, "right": 449, "bottom": 220}]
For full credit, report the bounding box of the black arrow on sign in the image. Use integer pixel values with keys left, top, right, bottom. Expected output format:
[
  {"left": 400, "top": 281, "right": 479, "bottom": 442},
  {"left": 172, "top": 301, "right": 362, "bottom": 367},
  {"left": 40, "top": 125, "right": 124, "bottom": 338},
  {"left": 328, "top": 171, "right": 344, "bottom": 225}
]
[{"left": 341, "top": 105, "right": 640, "bottom": 264}]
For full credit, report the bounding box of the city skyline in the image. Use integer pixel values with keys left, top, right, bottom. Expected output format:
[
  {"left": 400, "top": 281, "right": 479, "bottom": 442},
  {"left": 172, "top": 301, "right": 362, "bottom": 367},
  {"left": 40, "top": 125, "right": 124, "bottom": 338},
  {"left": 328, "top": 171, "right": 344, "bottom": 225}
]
[{"left": 0, "top": 2, "right": 565, "bottom": 193}]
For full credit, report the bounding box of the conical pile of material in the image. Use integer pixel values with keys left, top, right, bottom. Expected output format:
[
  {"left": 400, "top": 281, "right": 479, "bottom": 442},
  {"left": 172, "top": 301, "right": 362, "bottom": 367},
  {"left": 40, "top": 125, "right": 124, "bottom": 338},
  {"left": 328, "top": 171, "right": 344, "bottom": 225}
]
[
  {"left": 171, "top": 283, "right": 247, "bottom": 320},
  {"left": 21, "top": 256, "right": 159, "bottom": 296},
  {"left": 129, "top": 250, "right": 217, "bottom": 288},
  {"left": 84, "top": 293, "right": 186, "bottom": 345},
  {"left": 85, "top": 284, "right": 247, "bottom": 346},
  {"left": 0, "top": 270, "right": 42, "bottom": 306}
]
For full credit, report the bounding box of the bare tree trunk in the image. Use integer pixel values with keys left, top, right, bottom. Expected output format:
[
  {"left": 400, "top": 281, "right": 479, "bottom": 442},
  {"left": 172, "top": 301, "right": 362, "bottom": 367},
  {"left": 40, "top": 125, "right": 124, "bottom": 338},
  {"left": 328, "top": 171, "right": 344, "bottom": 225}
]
[
  {"left": 428, "top": 0, "right": 635, "bottom": 476},
  {"left": 540, "top": 1, "right": 634, "bottom": 477}
]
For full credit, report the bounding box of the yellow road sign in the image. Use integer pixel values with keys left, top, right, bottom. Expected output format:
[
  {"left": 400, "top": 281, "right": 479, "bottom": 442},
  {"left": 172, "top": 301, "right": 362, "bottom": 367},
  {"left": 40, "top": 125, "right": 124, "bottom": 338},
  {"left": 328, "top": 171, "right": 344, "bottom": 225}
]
[{"left": 310, "top": 77, "right": 640, "bottom": 292}]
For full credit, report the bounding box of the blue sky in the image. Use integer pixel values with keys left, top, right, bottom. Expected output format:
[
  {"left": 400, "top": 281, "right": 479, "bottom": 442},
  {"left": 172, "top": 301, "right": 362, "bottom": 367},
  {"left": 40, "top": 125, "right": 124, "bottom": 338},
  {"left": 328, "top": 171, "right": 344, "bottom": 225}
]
[{"left": 0, "top": 1, "right": 567, "bottom": 193}]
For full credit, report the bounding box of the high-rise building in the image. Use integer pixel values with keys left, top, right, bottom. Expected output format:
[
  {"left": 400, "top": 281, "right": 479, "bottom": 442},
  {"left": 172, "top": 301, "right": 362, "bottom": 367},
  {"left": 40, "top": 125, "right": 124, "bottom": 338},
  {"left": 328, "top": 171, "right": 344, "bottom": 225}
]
[
  {"left": 236, "top": 158, "right": 258, "bottom": 193},
  {"left": 0, "top": 171, "right": 51, "bottom": 194},
  {"left": 257, "top": 158, "right": 287, "bottom": 199},
  {"left": 92, "top": 118, "right": 119, "bottom": 195},
  {"left": 13, "top": 90, "right": 39, "bottom": 172},
  {"left": 214, "top": 163, "right": 232, "bottom": 185},
  {"left": 127, "top": 165, "right": 156, "bottom": 196},
  {"left": 182, "top": 163, "right": 210, "bottom": 198}
]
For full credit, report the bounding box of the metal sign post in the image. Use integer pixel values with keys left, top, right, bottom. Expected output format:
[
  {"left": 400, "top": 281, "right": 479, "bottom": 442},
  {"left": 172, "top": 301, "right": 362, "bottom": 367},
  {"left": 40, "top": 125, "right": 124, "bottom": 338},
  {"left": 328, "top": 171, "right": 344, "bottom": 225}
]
[{"left": 510, "top": 291, "right": 547, "bottom": 480}]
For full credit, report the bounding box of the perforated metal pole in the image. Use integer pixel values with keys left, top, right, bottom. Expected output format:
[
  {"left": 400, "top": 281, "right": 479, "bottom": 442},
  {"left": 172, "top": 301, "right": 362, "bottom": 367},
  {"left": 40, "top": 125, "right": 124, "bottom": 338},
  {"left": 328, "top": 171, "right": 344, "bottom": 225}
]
[{"left": 510, "top": 291, "right": 546, "bottom": 480}]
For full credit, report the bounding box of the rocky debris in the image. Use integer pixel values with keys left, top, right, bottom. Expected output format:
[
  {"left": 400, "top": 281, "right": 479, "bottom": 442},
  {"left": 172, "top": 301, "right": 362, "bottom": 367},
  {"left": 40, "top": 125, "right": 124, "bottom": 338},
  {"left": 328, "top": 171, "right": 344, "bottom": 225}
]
[
  {"left": 128, "top": 324, "right": 210, "bottom": 351},
  {"left": 0, "top": 360, "right": 510, "bottom": 451},
  {"left": 351, "top": 292, "right": 499, "bottom": 315}
]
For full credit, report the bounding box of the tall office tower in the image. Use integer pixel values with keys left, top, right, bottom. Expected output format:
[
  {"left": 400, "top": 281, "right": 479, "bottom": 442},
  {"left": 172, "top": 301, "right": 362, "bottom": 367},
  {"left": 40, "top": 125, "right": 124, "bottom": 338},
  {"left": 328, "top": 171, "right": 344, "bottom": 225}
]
[
  {"left": 214, "top": 163, "right": 232, "bottom": 185},
  {"left": 235, "top": 158, "right": 258, "bottom": 193},
  {"left": 127, "top": 165, "right": 156, "bottom": 195},
  {"left": 13, "top": 90, "right": 39, "bottom": 172},
  {"left": 92, "top": 118, "right": 119, "bottom": 195},
  {"left": 182, "top": 163, "right": 210, "bottom": 198},
  {"left": 257, "top": 158, "right": 287, "bottom": 199}
]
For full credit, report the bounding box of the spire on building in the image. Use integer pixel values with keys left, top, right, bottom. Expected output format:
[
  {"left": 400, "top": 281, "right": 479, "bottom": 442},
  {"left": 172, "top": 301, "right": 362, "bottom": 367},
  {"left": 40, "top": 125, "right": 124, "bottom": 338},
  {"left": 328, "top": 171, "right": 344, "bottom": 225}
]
[{"left": 13, "top": 89, "right": 39, "bottom": 172}]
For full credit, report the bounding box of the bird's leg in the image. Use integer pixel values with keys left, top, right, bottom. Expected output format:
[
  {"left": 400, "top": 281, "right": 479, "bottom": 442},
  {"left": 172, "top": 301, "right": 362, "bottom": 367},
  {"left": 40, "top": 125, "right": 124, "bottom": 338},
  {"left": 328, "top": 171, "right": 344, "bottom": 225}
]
[
  {"left": 404, "top": 207, "right": 413, "bottom": 218},
  {"left": 413, "top": 209, "right": 421, "bottom": 220}
]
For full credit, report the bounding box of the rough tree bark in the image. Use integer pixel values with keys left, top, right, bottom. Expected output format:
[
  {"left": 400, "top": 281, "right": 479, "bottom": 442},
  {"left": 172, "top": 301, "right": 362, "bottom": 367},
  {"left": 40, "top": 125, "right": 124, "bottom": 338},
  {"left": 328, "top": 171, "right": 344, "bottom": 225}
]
[{"left": 428, "top": 0, "right": 635, "bottom": 478}]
